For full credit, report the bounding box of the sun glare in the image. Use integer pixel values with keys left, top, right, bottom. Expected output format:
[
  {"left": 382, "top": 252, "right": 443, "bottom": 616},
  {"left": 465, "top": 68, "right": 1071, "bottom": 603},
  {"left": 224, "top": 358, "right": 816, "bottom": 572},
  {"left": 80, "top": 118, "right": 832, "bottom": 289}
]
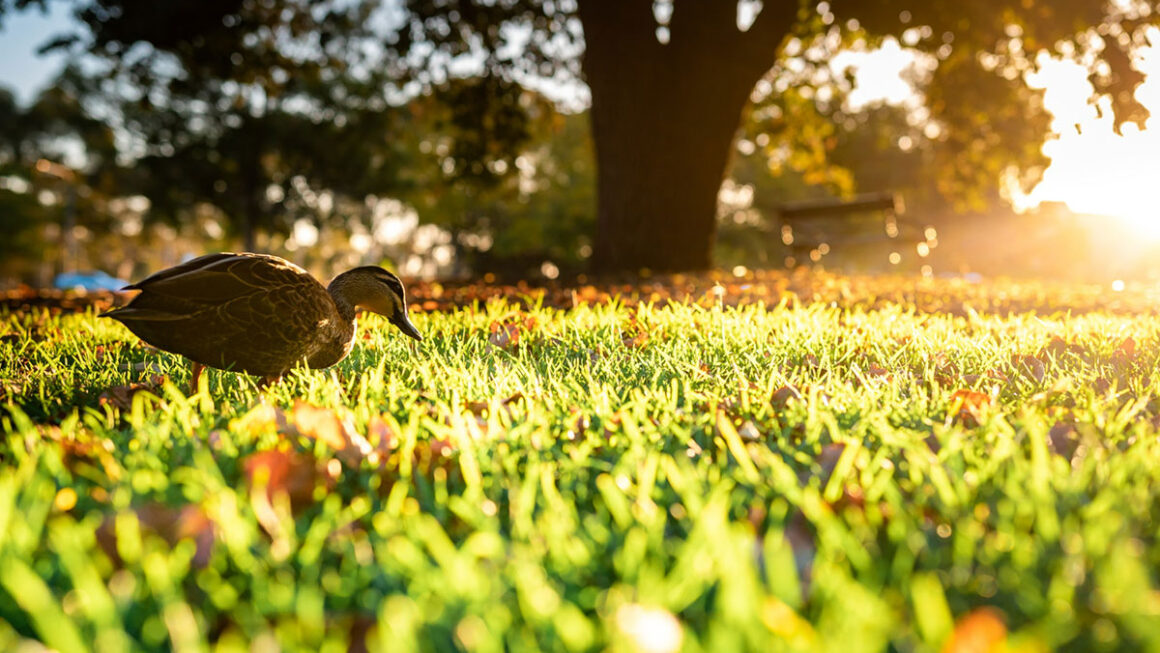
[
  {"left": 1019, "top": 27, "right": 1160, "bottom": 237},
  {"left": 840, "top": 26, "right": 1160, "bottom": 238}
]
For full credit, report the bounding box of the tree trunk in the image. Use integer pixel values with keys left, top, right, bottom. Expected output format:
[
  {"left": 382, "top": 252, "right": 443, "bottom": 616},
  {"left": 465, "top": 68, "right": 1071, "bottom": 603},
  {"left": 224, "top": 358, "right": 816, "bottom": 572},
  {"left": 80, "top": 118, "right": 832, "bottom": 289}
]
[
  {"left": 578, "top": 1, "right": 795, "bottom": 274},
  {"left": 586, "top": 82, "right": 745, "bottom": 273}
]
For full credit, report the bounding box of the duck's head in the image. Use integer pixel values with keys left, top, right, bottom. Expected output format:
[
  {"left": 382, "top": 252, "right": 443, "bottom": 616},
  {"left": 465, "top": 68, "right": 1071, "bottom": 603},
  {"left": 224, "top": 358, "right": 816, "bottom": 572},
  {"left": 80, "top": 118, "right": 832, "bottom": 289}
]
[{"left": 329, "top": 266, "right": 422, "bottom": 341}]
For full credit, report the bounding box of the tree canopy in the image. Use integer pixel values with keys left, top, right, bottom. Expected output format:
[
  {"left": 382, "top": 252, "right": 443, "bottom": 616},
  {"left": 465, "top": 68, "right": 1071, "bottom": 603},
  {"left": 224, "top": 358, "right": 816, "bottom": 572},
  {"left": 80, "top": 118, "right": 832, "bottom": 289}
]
[{"left": 3, "top": 0, "right": 1157, "bottom": 274}]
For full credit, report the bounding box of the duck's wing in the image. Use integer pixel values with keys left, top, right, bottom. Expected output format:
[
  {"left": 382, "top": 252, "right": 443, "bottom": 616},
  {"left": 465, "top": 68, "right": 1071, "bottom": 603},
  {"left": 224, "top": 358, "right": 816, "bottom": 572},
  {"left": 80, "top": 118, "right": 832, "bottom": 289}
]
[
  {"left": 120, "top": 253, "right": 314, "bottom": 308},
  {"left": 124, "top": 253, "right": 239, "bottom": 291}
]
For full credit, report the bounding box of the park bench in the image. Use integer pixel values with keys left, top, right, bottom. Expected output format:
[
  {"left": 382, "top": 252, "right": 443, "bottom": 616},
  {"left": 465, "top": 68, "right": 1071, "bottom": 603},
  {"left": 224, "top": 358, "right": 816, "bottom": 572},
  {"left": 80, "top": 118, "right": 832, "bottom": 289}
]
[{"left": 773, "top": 191, "right": 935, "bottom": 265}]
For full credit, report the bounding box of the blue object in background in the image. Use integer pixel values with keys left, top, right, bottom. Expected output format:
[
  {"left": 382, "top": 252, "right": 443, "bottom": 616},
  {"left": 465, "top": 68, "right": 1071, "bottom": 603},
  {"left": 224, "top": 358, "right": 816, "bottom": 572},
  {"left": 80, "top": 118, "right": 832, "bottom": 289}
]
[{"left": 54, "top": 271, "right": 129, "bottom": 291}]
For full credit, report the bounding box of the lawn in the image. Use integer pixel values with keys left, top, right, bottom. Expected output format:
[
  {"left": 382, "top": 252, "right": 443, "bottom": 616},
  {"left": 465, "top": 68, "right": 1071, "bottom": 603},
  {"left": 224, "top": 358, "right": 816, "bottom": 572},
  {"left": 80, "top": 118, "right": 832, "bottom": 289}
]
[{"left": 2, "top": 274, "right": 1159, "bottom": 652}]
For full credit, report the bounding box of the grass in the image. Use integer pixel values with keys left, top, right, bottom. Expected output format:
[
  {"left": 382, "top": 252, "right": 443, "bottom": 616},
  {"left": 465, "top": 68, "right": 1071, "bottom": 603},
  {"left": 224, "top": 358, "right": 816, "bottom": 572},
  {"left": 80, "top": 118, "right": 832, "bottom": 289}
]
[{"left": 2, "top": 286, "right": 1160, "bottom": 652}]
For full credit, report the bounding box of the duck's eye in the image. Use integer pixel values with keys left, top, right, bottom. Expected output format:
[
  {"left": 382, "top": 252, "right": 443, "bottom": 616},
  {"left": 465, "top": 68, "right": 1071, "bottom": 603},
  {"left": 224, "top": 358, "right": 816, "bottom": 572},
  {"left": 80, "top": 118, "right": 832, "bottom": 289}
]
[{"left": 376, "top": 275, "right": 404, "bottom": 300}]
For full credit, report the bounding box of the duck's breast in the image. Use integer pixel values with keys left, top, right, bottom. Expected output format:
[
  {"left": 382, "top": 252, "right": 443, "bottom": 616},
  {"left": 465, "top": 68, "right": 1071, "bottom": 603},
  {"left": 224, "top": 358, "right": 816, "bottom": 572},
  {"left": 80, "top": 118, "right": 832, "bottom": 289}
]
[{"left": 305, "top": 311, "right": 356, "bottom": 369}]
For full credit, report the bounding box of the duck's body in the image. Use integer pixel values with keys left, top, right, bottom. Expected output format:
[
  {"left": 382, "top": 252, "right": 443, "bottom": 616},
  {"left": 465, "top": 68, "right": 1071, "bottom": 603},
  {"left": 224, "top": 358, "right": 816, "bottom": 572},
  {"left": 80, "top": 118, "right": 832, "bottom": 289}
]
[{"left": 102, "top": 253, "right": 420, "bottom": 386}]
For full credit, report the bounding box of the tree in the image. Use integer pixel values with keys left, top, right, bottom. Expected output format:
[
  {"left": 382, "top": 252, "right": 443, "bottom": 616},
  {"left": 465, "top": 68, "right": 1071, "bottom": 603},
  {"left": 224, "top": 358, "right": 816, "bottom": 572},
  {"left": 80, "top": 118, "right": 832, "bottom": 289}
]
[
  {"left": 393, "top": 0, "right": 1158, "bottom": 273},
  {"left": 19, "top": 0, "right": 405, "bottom": 251},
  {"left": 0, "top": 76, "right": 121, "bottom": 279},
  {"left": 9, "top": 1, "right": 1155, "bottom": 273},
  {"left": 399, "top": 82, "right": 595, "bottom": 278}
]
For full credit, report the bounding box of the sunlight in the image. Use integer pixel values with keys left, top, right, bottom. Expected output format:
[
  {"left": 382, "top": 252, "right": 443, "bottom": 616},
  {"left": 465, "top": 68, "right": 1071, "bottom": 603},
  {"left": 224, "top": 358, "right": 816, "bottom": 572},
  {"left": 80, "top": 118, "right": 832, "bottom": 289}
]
[
  {"left": 1018, "top": 27, "right": 1160, "bottom": 236},
  {"left": 838, "top": 26, "right": 1160, "bottom": 237}
]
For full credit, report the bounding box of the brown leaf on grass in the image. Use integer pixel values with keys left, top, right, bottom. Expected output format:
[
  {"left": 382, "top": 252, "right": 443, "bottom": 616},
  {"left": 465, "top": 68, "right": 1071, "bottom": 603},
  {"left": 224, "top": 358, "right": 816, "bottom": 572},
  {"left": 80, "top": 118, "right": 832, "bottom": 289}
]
[
  {"left": 928, "top": 351, "right": 964, "bottom": 385},
  {"left": 1011, "top": 355, "right": 1045, "bottom": 384},
  {"left": 1040, "top": 336, "right": 1090, "bottom": 362},
  {"left": 98, "top": 378, "right": 166, "bottom": 411},
  {"left": 285, "top": 400, "right": 377, "bottom": 468},
  {"left": 464, "top": 392, "right": 526, "bottom": 423},
  {"left": 378, "top": 437, "right": 458, "bottom": 495},
  {"left": 289, "top": 400, "right": 353, "bottom": 451},
  {"left": 1093, "top": 378, "right": 1113, "bottom": 395},
  {"left": 488, "top": 321, "right": 521, "bottom": 350},
  {"left": 771, "top": 385, "right": 803, "bottom": 408},
  {"left": 38, "top": 426, "right": 120, "bottom": 481},
  {"left": 243, "top": 449, "right": 334, "bottom": 546},
  {"left": 1117, "top": 336, "right": 1137, "bottom": 358},
  {"left": 960, "top": 369, "right": 1009, "bottom": 386},
  {"left": 243, "top": 450, "right": 330, "bottom": 512},
  {"left": 464, "top": 400, "right": 490, "bottom": 416},
  {"left": 784, "top": 511, "right": 817, "bottom": 595},
  {"left": 620, "top": 322, "right": 650, "bottom": 349},
  {"left": 96, "top": 503, "right": 215, "bottom": 568},
  {"left": 565, "top": 409, "right": 589, "bottom": 441},
  {"left": 737, "top": 420, "right": 762, "bottom": 442},
  {"left": 366, "top": 414, "right": 398, "bottom": 452},
  {"left": 1111, "top": 336, "right": 1138, "bottom": 370},
  {"left": 817, "top": 443, "right": 846, "bottom": 483},
  {"left": 346, "top": 616, "right": 378, "bottom": 653},
  {"left": 941, "top": 607, "right": 1006, "bottom": 653},
  {"left": 487, "top": 314, "right": 538, "bottom": 352},
  {"left": 1048, "top": 421, "right": 1080, "bottom": 460},
  {"left": 949, "top": 389, "right": 992, "bottom": 427},
  {"left": 1040, "top": 336, "right": 1069, "bottom": 358}
]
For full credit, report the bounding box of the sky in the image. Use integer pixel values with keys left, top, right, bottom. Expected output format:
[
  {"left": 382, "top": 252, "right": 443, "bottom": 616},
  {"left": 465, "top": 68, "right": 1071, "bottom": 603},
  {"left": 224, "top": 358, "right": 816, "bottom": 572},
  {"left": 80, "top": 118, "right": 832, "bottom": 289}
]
[
  {"left": 0, "top": 6, "right": 72, "bottom": 105},
  {"left": 1, "top": 5, "right": 1158, "bottom": 233}
]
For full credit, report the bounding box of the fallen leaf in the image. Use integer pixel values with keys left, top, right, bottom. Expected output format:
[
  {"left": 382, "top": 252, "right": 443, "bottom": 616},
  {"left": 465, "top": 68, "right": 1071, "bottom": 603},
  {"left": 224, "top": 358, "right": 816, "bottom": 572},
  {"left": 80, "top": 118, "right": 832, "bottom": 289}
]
[
  {"left": 737, "top": 420, "right": 762, "bottom": 442},
  {"left": 771, "top": 385, "right": 803, "bottom": 408},
  {"left": 98, "top": 379, "right": 165, "bottom": 411},
  {"left": 1117, "top": 336, "right": 1137, "bottom": 358},
  {"left": 290, "top": 400, "right": 353, "bottom": 452},
  {"left": 621, "top": 322, "right": 650, "bottom": 349},
  {"left": 286, "top": 400, "right": 376, "bottom": 468},
  {"left": 1047, "top": 421, "right": 1079, "bottom": 460},
  {"left": 242, "top": 450, "right": 328, "bottom": 511},
  {"left": 817, "top": 443, "right": 846, "bottom": 482},
  {"left": 941, "top": 607, "right": 1006, "bottom": 653},
  {"left": 949, "top": 389, "right": 992, "bottom": 427},
  {"left": 1009, "top": 355, "right": 1045, "bottom": 384},
  {"left": 366, "top": 414, "right": 398, "bottom": 453},
  {"left": 97, "top": 503, "right": 215, "bottom": 568},
  {"left": 488, "top": 321, "right": 521, "bottom": 350}
]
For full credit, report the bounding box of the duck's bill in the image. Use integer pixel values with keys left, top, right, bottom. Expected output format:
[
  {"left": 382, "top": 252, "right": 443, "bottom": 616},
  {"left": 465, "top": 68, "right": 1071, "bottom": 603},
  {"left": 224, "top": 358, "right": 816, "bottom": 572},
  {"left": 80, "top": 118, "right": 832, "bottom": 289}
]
[{"left": 390, "top": 312, "right": 423, "bottom": 341}]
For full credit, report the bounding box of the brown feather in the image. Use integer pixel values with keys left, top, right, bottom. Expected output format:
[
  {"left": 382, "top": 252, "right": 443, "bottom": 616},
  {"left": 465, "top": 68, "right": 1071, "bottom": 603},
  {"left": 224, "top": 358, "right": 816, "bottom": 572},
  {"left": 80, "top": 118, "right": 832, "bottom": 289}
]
[{"left": 101, "top": 252, "right": 417, "bottom": 380}]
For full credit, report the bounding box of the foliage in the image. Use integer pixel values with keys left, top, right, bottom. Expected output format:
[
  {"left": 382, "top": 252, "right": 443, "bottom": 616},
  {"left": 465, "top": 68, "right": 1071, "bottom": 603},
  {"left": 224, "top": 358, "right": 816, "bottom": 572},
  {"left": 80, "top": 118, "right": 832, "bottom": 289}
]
[
  {"left": 3, "top": 275, "right": 1160, "bottom": 650},
  {"left": 19, "top": 0, "right": 402, "bottom": 247},
  {"left": 0, "top": 77, "right": 123, "bottom": 276},
  {"left": 389, "top": 0, "right": 1160, "bottom": 270},
  {"left": 0, "top": 188, "right": 50, "bottom": 273},
  {"left": 5, "top": 1, "right": 1160, "bottom": 272},
  {"left": 404, "top": 101, "right": 596, "bottom": 277}
]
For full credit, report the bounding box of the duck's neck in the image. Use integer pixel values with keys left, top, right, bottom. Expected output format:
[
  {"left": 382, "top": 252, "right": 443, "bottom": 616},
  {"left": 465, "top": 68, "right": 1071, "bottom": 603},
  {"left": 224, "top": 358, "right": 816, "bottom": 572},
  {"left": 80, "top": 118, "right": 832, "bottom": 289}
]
[{"left": 327, "top": 274, "right": 360, "bottom": 324}]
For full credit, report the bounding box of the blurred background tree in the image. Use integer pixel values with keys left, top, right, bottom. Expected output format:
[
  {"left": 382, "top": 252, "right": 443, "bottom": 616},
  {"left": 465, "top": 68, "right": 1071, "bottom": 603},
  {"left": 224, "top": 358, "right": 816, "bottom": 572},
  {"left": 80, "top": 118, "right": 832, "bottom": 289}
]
[
  {"left": 390, "top": 0, "right": 1154, "bottom": 272},
  {"left": 0, "top": 0, "right": 1157, "bottom": 281}
]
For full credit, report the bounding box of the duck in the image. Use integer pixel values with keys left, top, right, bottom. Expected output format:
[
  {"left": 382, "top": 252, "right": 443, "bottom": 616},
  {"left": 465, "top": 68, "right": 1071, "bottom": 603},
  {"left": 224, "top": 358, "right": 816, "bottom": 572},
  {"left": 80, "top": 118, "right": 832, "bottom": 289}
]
[{"left": 101, "top": 252, "right": 422, "bottom": 390}]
